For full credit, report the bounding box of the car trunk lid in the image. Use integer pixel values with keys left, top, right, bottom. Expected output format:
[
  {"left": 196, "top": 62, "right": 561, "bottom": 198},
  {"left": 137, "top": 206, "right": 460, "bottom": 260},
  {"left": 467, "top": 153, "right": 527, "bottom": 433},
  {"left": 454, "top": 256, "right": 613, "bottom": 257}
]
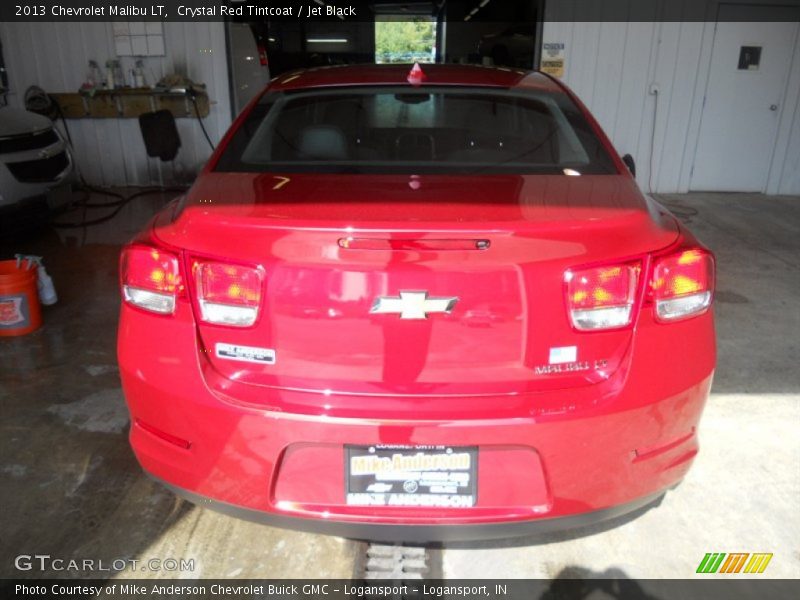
[{"left": 154, "top": 173, "right": 678, "bottom": 396}]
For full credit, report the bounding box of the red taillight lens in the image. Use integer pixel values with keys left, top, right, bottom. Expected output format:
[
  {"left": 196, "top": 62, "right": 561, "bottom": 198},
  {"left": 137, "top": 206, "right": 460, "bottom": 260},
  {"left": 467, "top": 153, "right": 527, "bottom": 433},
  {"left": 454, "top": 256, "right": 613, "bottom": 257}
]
[
  {"left": 651, "top": 248, "right": 714, "bottom": 321},
  {"left": 194, "top": 261, "right": 263, "bottom": 327},
  {"left": 566, "top": 263, "right": 640, "bottom": 330},
  {"left": 120, "top": 245, "right": 182, "bottom": 314},
  {"left": 257, "top": 42, "right": 268, "bottom": 66}
]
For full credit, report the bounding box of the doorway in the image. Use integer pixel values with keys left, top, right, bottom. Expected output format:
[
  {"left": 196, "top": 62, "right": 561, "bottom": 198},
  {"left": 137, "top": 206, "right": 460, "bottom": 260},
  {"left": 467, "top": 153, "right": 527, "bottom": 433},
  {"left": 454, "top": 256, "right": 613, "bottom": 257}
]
[
  {"left": 690, "top": 5, "right": 800, "bottom": 192},
  {"left": 375, "top": 18, "right": 437, "bottom": 64}
]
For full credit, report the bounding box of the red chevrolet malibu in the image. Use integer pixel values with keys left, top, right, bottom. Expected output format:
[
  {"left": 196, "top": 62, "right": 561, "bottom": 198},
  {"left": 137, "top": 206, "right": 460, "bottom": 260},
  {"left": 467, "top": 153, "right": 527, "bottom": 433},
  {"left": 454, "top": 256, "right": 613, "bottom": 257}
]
[{"left": 118, "top": 64, "right": 715, "bottom": 540}]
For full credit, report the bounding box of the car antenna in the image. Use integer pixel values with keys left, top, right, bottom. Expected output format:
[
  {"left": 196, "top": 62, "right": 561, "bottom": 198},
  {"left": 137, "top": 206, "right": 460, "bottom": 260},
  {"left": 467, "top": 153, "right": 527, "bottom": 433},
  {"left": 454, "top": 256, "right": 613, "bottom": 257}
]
[{"left": 407, "top": 62, "right": 427, "bottom": 87}]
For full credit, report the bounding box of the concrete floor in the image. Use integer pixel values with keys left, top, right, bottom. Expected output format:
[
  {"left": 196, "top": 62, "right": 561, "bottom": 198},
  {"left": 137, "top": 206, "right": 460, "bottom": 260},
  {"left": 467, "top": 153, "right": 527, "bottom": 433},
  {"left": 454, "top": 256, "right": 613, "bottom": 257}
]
[
  {"left": 0, "top": 191, "right": 798, "bottom": 579},
  {"left": 444, "top": 193, "right": 800, "bottom": 579},
  {"left": 0, "top": 193, "right": 358, "bottom": 579}
]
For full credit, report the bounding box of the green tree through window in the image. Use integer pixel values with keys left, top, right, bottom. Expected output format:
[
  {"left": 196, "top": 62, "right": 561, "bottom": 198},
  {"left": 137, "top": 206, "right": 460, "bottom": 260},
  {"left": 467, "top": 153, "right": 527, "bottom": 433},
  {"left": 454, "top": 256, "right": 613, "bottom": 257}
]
[{"left": 375, "top": 19, "right": 436, "bottom": 64}]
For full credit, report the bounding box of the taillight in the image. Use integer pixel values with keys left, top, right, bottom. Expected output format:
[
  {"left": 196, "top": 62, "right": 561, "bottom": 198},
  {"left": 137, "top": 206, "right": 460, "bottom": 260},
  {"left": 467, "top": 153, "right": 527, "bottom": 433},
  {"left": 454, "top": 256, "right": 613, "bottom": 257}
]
[
  {"left": 120, "top": 245, "right": 183, "bottom": 314},
  {"left": 651, "top": 248, "right": 714, "bottom": 321},
  {"left": 565, "top": 263, "right": 640, "bottom": 330},
  {"left": 194, "top": 261, "right": 263, "bottom": 327}
]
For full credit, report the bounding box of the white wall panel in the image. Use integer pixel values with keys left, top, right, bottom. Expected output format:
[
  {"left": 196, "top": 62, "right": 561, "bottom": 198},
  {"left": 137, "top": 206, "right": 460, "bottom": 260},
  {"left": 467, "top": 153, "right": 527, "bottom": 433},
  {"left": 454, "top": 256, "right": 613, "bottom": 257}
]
[
  {"left": 0, "top": 21, "right": 232, "bottom": 187},
  {"left": 769, "top": 25, "right": 800, "bottom": 194},
  {"left": 542, "top": 20, "right": 709, "bottom": 193},
  {"left": 543, "top": 1, "right": 800, "bottom": 194}
]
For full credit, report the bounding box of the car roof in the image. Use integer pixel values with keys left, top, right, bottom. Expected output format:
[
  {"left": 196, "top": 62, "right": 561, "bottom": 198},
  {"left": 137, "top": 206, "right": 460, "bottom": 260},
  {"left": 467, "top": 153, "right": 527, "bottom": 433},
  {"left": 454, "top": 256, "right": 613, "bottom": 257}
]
[{"left": 267, "top": 63, "right": 562, "bottom": 93}]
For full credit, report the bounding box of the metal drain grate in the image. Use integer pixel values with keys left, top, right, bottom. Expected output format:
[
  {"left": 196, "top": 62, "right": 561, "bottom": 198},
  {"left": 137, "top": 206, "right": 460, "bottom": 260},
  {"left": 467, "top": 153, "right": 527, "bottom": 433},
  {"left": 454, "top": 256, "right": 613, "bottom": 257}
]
[{"left": 354, "top": 543, "right": 442, "bottom": 580}]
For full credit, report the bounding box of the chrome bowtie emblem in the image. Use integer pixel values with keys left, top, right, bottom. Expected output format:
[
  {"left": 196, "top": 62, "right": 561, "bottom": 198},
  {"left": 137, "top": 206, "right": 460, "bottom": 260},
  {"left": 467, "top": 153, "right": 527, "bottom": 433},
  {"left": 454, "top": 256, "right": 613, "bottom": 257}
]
[{"left": 370, "top": 291, "right": 458, "bottom": 320}]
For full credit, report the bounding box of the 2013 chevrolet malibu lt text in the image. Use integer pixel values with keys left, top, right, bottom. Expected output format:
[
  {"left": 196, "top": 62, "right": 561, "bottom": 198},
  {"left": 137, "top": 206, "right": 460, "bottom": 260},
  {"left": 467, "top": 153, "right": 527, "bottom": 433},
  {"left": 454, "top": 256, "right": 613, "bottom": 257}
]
[{"left": 117, "top": 64, "right": 715, "bottom": 541}]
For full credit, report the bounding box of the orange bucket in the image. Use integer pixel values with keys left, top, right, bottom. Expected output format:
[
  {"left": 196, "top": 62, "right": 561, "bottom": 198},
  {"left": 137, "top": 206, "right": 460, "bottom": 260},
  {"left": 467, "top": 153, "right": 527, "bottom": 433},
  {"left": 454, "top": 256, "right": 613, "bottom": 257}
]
[{"left": 0, "top": 259, "right": 42, "bottom": 336}]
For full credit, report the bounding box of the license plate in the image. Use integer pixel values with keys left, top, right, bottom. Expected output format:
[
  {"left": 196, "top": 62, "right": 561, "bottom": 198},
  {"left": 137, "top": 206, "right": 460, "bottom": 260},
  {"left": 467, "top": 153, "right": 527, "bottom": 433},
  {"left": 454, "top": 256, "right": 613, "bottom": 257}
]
[{"left": 345, "top": 445, "right": 477, "bottom": 508}]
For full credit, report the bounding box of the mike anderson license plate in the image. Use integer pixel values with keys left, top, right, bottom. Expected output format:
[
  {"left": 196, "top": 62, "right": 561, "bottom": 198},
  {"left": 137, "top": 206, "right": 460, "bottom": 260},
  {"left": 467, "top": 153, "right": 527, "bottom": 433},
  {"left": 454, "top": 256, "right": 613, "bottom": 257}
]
[{"left": 345, "top": 445, "right": 478, "bottom": 508}]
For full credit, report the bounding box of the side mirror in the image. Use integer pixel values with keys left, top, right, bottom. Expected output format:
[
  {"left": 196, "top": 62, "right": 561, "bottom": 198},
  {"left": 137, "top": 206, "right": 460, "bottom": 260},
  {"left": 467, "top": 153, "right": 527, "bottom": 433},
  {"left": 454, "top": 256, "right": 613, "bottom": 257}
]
[{"left": 622, "top": 154, "right": 636, "bottom": 177}]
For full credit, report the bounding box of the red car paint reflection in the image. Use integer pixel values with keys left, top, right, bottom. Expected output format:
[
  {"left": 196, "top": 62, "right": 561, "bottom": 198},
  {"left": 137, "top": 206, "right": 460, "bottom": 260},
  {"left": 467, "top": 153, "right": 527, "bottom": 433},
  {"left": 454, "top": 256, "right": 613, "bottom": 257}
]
[{"left": 117, "top": 65, "right": 715, "bottom": 541}]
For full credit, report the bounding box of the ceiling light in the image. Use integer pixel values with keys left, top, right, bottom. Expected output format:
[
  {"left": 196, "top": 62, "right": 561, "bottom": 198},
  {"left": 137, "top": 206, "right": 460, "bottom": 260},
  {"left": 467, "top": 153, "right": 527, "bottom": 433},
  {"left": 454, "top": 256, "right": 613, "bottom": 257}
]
[{"left": 307, "top": 38, "right": 348, "bottom": 44}]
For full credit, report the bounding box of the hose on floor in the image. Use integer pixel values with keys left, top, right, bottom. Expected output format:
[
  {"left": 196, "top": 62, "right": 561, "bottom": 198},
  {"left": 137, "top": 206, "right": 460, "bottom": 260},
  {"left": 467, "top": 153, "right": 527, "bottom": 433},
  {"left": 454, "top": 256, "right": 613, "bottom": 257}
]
[{"left": 50, "top": 186, "right": 188, "bottom": 229}]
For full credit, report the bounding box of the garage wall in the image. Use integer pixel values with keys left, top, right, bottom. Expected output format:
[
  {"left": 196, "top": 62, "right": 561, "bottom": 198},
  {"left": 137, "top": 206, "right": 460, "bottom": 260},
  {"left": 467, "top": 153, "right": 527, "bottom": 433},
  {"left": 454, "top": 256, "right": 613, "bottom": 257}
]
[
  {"left": 773, "top": 38, "right": 800, "bottom": 194},
  {"left": 542, "top": 1, "right": 800, "bottom": 194},
  {"left": 0, "top": 22, "right": 232, "bottom": 187},
  {"left": 540, "top": 21, "right": 710, "bottom": 194}
]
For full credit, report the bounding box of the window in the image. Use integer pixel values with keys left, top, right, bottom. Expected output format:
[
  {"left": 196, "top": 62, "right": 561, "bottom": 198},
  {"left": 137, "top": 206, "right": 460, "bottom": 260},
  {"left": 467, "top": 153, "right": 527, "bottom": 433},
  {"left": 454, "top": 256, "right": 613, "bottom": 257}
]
[
  {"left": 113, "top": 21, "right": 165, "bottom": 57},
  {"left": 375, "top": 19, "right": 436, "bottom": 64},
  {"left": 216, "top": 86, "right": 617, "bottom": 175}
]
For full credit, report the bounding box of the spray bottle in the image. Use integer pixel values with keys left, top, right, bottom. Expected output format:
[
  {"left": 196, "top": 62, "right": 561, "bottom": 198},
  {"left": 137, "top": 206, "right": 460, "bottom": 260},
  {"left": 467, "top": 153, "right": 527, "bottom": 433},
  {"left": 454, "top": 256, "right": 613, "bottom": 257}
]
[{"left": 15, "top": 255, "right": 57, "bottom": 305}]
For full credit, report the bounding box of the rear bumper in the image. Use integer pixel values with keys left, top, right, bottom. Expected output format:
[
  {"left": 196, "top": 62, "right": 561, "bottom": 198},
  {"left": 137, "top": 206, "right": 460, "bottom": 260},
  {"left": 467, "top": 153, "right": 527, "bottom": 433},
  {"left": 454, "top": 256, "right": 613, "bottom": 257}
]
[
  {"left": 152, "top": 474, "right": 668, "bottom": 542},
  {"left": 118, "top": 303, "right": 715, "bottom": 537}
]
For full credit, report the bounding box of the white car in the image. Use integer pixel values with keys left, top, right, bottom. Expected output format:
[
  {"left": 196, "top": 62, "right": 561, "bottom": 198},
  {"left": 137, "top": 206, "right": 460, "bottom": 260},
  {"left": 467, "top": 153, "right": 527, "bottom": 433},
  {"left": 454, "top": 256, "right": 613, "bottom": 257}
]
[{"left": 0, "top": 107, "right": 75, "bottom": 234}]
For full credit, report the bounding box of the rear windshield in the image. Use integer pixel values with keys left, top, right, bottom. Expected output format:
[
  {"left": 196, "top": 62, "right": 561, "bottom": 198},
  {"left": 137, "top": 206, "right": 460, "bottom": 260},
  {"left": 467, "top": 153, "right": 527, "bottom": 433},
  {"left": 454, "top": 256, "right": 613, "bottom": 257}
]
[{"left": 215, "top": 86, "right": 618, "bottom": 175}]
